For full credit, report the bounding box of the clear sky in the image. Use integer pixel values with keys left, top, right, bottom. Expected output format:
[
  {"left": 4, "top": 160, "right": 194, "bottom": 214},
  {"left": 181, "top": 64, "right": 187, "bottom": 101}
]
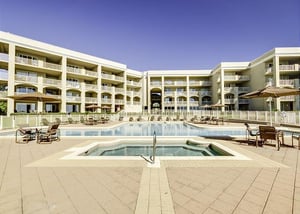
[{"left": 0, "top": 0, "right": 299, "bottom": 71}]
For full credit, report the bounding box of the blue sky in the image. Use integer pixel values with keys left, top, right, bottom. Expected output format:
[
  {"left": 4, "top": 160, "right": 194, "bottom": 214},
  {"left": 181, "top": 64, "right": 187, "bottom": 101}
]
[{"left": 0, "top": 0, "right": 299, "bottom": 71}]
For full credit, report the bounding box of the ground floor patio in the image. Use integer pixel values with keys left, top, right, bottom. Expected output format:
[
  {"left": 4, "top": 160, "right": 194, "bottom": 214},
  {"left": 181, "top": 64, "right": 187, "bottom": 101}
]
[{"left": 0, "top": 123, "right": 300, "bottom": 214}]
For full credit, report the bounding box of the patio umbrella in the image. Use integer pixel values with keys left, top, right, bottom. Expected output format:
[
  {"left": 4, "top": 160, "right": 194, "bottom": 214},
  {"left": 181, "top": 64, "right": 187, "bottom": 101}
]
[
  {"left": 239, "top": 86, "right": 300, "bottom": 125},
  {"left": 86, "top": 104, "right": 101, "bottom": 112},
  {"left": 8, "top": 92, "right": 60, "bottom": 102},
  {"left": 210, "top": 103, "right": 225, "bottom": 117},
  {"left": 101, "top": 105, "right": 111, "bottom": 113}
]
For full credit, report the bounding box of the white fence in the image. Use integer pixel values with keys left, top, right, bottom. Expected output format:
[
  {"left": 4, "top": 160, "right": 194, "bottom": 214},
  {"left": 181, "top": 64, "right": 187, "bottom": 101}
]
[{"left": 1, "top": 110, "right": 299, "bottom": 130}]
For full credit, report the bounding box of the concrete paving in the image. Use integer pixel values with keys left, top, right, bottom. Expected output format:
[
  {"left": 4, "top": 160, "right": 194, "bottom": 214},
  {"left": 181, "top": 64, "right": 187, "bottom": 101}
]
[{"left": 0, "top": 124, "right": 300, "bottom": 214}]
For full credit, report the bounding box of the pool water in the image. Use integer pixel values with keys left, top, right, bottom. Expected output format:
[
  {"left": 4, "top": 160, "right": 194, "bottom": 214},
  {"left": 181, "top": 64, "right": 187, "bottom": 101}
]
[
  {"left": 62, "top": 122, "right": 244, "bottom": 136},
  {"left": 81, "top": 143, "right": 232, "bottom": 157}
]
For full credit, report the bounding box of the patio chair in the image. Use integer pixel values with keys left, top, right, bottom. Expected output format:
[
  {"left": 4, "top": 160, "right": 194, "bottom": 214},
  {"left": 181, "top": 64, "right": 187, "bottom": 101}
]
[
  {"left": 68, "top": 117, "right": 79, "bottom": 124},
  {"left": 244, "top": 123, "right": 259, "bottom": 142},
  {"left": 41, "top": 118, "right": 50, "bottom": 126},
  {"left": 15, "top": 125, "right": 35, "bottom": 143},
  {"left": 291, "top": 132, "right": 300, "bottom": 150},
  {"left": 256, "top": 125, "right": 284, "bottom": 150},
  {"left": 37, "top": 123, "right": 60, "bottom": 143}
]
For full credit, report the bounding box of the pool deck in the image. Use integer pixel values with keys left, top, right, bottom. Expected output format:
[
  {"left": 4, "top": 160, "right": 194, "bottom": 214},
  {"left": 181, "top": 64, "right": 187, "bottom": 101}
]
[{"left": 0, "top": 122, "right": 300, "bottom": 213}]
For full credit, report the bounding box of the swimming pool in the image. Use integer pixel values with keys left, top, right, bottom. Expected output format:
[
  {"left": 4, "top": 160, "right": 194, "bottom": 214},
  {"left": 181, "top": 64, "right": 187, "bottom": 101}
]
[
  {"left": 81, "top": 142, "right": 231, "bottom": 157},
  {"left": 61, "top": 122, "right": 244, "bottom": 137}
]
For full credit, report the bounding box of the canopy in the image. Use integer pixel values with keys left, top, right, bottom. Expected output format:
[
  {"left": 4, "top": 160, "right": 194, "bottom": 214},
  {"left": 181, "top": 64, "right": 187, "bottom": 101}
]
[{"left": 8, "top": 92, "right": 60, "bottom": 102}]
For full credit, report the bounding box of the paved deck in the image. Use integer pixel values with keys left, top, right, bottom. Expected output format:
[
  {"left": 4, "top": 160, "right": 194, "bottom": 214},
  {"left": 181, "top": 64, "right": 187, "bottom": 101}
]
[{"left": 0, "top": 125, "right": 300, "bottom": 213}]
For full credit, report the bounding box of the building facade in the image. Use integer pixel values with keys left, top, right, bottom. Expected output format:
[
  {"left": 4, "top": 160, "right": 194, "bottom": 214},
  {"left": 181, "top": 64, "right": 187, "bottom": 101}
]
[{"left": 0, "top": 31, "right": 300, "bottom": 115}]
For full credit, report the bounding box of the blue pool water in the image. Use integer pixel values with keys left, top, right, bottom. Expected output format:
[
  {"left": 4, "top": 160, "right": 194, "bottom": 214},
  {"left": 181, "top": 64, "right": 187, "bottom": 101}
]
[
  {"left": 61, "top": 122, "right": 244, "bottom": 137},
  {"left": 0, "top": 122, "right": 245, "bottom": 137},
  {"left": 81, "top": 143, "right": 232, "bottom": 157}
]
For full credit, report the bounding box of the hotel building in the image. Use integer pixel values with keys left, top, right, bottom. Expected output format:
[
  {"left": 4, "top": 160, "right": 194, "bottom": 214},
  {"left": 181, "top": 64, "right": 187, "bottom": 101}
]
[{"left": 0, "top": 31, "right": 300, "bottom": 115}]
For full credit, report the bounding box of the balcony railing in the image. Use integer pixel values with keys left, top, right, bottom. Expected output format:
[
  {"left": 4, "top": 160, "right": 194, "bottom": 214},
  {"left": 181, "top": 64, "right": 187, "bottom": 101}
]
[
  {"left": 115, "top": 88, "right": 124, "bottom": 93},
  {"left": 150, "top": 81, "right": 162, "bottom": 87},
  {"left": 66, "top": 96, "right": 81, "bottom": 102},
  {"left": 85, "top": 97, "right": 98, "bottom": 103},
  {"left": 43, "top": 78, "right": 62, "bottom": 87},
  {"left": 279, "top": 64, "right": 300, "bottom": 71},
  {"left": 0, "top": 53, "right": 8, "bottom": 62},
  {"left": 133, "top": 101, "right": 141, "bottom": 105},
  {"left": 190, "top": 101, "right": 199, "bottom": 106},
  {"left": 189, "top": 91, "right": 199, "bottom": 96},
  {"left": 15, "top": 56, "right": 62, "bottom": 71},
  {"left": 224, "top": 75, "right": 249, "bottom": 81},
  {"left": 101, "top": 98, "right": 112, "bottom": 104},
  {"left": 177, "top": 91, "right": 187, "bottom": 96},
  {"left": 238, "top": 99, "right": 249, "bottom": 104},
  {"left": 224, "top": 98, "right": 235, "bottom": 104},
  {"left": 0, "top": 91, "right": 8, "bottom": 98},
  {"left": 115, "top": 99, "right": 124, "bottom": 104},
  {"left": 164, "top": 101, "right": 175, "bottom": 106},
  {"left": 177, "top": 101, "right": 187, "bottom": 105},
  {"left": 101, "top": 86, "right": 113, "bottom": 92},
  {"left": 280, "top": 96, "right": 295, "bottom": 101},
  {"left": 66, "top": 81, "right": 81, "bottom": 89},
  {"left": 44, "top": 61, "right": 62, "bottom": 70},
  {"left": 102, "top": 73, "right": 124, "bottom": 81},
  {"left": 279, "top": 79, "right": 295, "bottom": 87},
  {"left": 85, "top": 84, "right": 98, "bottom": 91},
  {"left": 15, "top": 75, "right": 38, "bottom": 83},
  {"left": 133, "top": 92, "right": 141, "bottom": 96},
  {"left": 199, "top": 91, "right": 212, "bottom": 96},
  {"left": 127, "top": 80, "right": 141, "bottom": 87}
]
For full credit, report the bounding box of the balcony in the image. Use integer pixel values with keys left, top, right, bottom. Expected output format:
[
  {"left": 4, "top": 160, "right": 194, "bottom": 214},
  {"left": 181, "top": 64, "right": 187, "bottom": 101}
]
[
  {"left": 279, "top": 79, "right": 295, "bottom": 87},
  {"left": 224, "top": 75, "right": 249, "bottom": 82},
  {"left": 189, "top": 91, "right": 199, "bottom": 96},
  {"left": 115, "top": 88, "right": 124, "bottom": 93},
  {"left": 85, "top": 97, "right": 98, "bottom": 103},
  {"left": 127, "top": 80, "right": 141, "bottom": 87},
  {"left": 238, "top": 87, "right": 250, "bottom": 93},
  {"left": 15, "top": 56, "right": 62, "bottom": 71},
  {"left": 0, "top": 91, "right": 8, "bottom": 98},
  {"left": 43, "top": 78, "right": 62, "bottom": 87},
  {"left": 115, "top": 99, "right": 124, "bottom": 104},
  {"left": 101, "top": 73, "right": 124, "bottom": 82},
  {"left": 101, "top": 86, "right": 113, "bottom": 93},
  {"left": 85, "top": 83, "right": 98, "bottom": 91},
  {"left": 199, "top": 90, "right": 212, "bottom": 96},
  {"left": 190, "top": 101, "right": 199, "bottom": 106},
  {"left": 66, "top": 96, "right": 81, "bottom": 102},
  {"left": 238, "top": 99, "right": 249, "bottom": 104},
  {"left": 101, "top": 98, "right": 112, "bottom": 104},
  {"left": 67, "top": 66, "right": 97, "bottom": 77},
  {"left": 265, "top": 67, "right": 273, "bottom": 74},
  {"left": 66, "top": 81, "right": 81, "bottom": 89},
  {"left": 164, "top": 101, "right": 175, "bottom": 106},
  {"left": 164, "top": 81, "right": 186, "bottom": 86},
  {"left": 0, "top": 53, "right": 8, "bottom": 62},
  {"left": 133, "top": 101, "right": 141, "bottom": 105},
  {"left": 280, "top": 96, "right": 295, "bottom": 101},
  {"left": 15, "top": 75, "right": 38, "bottom": 84},
  {"left": 224, "top": 98, "right": 235, "bottom": 104},
  {"left": 279, "top": 64, "right": 300, "bottom": 72},
  {"left": 177, "top": 91, "right": 187, "bottom": 96},
  {"left": 133, "top": 91, "right": 141, "bottom": 96},
  {"left": 150, "top": 81, "right": 162, "bottom": 87}
]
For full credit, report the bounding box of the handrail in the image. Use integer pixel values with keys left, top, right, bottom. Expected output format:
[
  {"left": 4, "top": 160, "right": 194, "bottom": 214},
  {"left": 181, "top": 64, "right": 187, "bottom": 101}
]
[{"left": 150, "top": 131, "right": 157, "bottom": 164}]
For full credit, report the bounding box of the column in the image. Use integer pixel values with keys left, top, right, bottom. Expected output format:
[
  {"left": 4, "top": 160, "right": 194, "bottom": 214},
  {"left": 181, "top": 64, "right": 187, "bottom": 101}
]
[
  {"left": 161, "top": 76, "right": 164, "bottom": 113},
  {"left": 7, "top": 43, "right": 15, "bottom": 115},
  {"left": 61, "top": 56, "right": 67, "bottom": 113},
  {"left": 273, "top": 56, "right": 281, "bottom": 110},
  {"left": 97, "top": 65, "right": 102, "bottom": 109}
]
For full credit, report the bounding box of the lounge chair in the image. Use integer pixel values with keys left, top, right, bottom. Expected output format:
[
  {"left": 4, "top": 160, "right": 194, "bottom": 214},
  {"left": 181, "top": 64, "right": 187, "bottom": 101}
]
[
  {"left": 244, "top": 123, "right": 259, "bottom": 142},
  {"left": 15, "top": 124, "right": 35, "bottom": 143},
  {"left": 68, "top": 117, "right": 78, "bottom": 124},
  {"left": 129, "top": 117, "right": 134, "bottom": 122},
  {"left": 291, "top": 132, "right": 300, "bottom": 150},
  {"left": 37, "top": 123, "right": 60, "bottom": 143},
  {"left": 41, "top": 118, "right": 50, "bottom": 126},
  {"left": 256, "top": 126, "right": 284, "bottom": 150}
]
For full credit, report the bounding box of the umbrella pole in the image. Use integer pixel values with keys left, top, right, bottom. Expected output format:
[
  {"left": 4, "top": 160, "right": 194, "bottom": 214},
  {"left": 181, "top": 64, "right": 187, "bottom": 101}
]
[{"left": 268, "top": 97, "right": 272, "bottom": 126}]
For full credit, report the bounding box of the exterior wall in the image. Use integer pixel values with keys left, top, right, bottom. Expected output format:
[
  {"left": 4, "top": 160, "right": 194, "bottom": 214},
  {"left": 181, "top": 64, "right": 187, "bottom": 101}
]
[{"left": 0, "top": 31, "right": 300, "bottom": 115}]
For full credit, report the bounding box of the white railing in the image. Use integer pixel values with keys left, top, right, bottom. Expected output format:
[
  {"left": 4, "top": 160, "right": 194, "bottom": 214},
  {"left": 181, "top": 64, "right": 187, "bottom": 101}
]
[
  {"left": 66, "top": 96, "right": 81, "bottom": 102},
  {"left": 85, "top": 84, "right": 98, "bottom": 91},
  {"left": 85, "top": 70, "right": 97, "bottom": 77},
  {"left": 115, "top": 99, "right": 124, "bottom": 104},
  {"left": 66, "top": 81, "right": 81, "bottom": 89},
  {"left": 43, "top": 78, "right": 62, "bottom": 87},
  {"left": 127, "top": 80, "right": 141, "bottom": 87},
  {"left": 224, "top": 98, "right": 235, "bottom": 104},
  {"left": 279, "top": 64, "right": 299, "bottom": 71},
  {"left": 133, "top": 92, "right": 141, "bottom": 96},
  {"left": 0, "top": 53, "right": 8, "bottom": 62},
  {"left": 85, "top": 97, "right": 98, "bottom": 103},
  {"left": 224, "top": 75, "right": 249, "bottom": 81},
  {"left": 150, "top": 82, "right": 162, "bottom": 87},
  {"left": 101, "top": 86, "right": 113, "bottom": 92},
  {"left": 280, "top": 96, "right": 295, "bottom": 101},
  {"left": 115, "top": 88, "right": 124, "bottom": 93},
  {"left": 177, "top": 91, "right": 187, "bottom": 96},
  {"left": 15, "top": 56, "right": 38, "bottom": 66},
  {"left": 189, "top": 91, "right": 199, "bottom": 96},
  {"left": 44, "top": 62, "right": 62, "bottom": 70},
  {"left": 190, "top": 101, "right": 199, "bottom": 106},
  {"left": 15, "top": 75, "right": 38, "bottom": 83},
  {"left": 0, "top": 91, "right": 8, "bottom": 98},
  {"left": 199, "top": 91, "right": 212, "bottom": 96},
  {"left": 101, "top": 98, "right": 112, "bottom": 104},
  {"left": 279, "top": 79, "right": 295, "bottom": 87}
]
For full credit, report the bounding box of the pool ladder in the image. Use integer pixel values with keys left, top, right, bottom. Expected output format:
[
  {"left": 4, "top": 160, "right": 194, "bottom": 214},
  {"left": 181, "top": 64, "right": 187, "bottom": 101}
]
[
  {"left": 150, "top": 131, "right": 157, "bottom": 164},
  {"left": 140, "top": 131, "right": 157, "bottom": 164}
]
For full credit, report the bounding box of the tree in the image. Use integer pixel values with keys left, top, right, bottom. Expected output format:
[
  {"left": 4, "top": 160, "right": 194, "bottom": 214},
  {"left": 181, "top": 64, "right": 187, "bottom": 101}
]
[{"left": 0, "top": 101, "right": 7, "bottom": 115}]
